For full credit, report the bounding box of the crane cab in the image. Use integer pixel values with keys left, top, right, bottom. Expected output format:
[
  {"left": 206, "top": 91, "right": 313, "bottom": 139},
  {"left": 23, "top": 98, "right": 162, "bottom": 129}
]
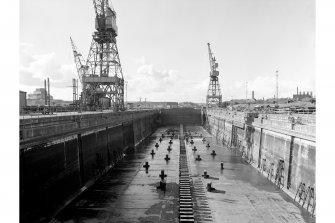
[{"left": 95, "top": 7, "right": 118, "bottom": 36}]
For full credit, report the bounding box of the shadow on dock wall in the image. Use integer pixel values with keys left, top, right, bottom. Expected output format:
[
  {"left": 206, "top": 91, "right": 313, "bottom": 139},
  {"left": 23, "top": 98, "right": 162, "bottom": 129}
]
[{"left": 20, "top": 114, "right": 157, "bottom": 222}]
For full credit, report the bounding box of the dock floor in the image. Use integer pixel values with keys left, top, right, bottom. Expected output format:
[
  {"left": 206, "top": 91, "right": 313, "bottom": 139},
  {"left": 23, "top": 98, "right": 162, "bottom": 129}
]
[{"left": 56, "top": 126, "right": 315, "bottom": 223}]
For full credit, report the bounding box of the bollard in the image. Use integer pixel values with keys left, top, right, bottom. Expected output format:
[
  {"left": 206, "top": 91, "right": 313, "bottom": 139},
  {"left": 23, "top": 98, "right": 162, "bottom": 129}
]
[
  {"left": 157, "top": 171, "right": 167, "bottom": 191},
  {"left": 192, "top": 146, "right": 197, "bottom": 151},
  {"left": 169, "top": 139, "right": 173, "bottom": 145},
  {"left": 167, "top": 146, "right": 172, "bottom": 152},
  {"left": 143, "top": 161, "right": 150, "bottom": 169},
  {"left": 221, "top": 162, "right": 224, "bottom": 170},
  {"left": 190, "top": 139, "right": 194, "bottom": 145},
  {"left": 207, "top": 182, "right": 216, "bottom": 192},
  {"left": 157, "top": 178, "right": 166, "bottom": 191},
  {"left": 195, "top": 155, "right": 202, "bottom": 161},
  {"left": 164, "top": 154, "right": 171, "bottom": 161},
  {"left": 211, "top": 150, "right": 216, "bottom": 156},
  {"left": 150, "top": 150, "right": 156, "bottom": 155},
  {"left": 202, "top": 138, "right": 206, "bottom": 142},
  {"left": 155, "top": 142, "right": 159, "bottom": 148},
  {"left": 162, "top": 133, "right": 165, "bottom": 138},
  {"left": 206, "top": 143, "right": 210, "bottom": 148},
  {"left": 159, "top": 170, "right": 167, "bottom": 180},
  {"left": 203, "top": 170, "right": 209, "bottom": 178},
  {"left": 159, "top": 137, "right": 162, "bottom": 142}
]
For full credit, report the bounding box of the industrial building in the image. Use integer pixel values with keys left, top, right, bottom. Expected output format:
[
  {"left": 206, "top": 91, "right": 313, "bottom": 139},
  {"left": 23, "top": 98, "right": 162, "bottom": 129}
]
[
  {"left": 27, "top": 88, "right": 53, "bottom": 106},
  {"left": 293, "top": 91, "right": 314, "bottom": 101},
  {"left": 26, "top": 88, "right": 72, "bottom": 107},
  {"left": 19, "top": 90, "right": 27, "bottom": 110}
]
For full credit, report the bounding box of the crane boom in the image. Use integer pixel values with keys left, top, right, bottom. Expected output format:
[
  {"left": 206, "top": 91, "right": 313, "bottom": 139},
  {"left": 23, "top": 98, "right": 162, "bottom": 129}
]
[
  {"left": 207, "top": 43, "right": 213, "bottom": 72},
  {"left": 70, "top": 37, "right": 88, "bottom": 84},
  {"left": 207, "top": 43, "right": 219, "bottom": 77}
]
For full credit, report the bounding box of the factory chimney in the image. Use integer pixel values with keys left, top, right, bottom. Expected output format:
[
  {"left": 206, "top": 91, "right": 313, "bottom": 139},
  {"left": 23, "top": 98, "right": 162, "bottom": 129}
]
[
  {"left": 44, "top": 79, "right": 47, "bottom": 105},
  {"left": 47, "top": 78, "right": 50, "bottom": 108}
]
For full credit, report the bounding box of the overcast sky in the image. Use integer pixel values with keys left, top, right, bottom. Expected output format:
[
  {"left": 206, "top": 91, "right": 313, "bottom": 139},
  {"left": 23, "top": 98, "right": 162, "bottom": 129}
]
[{"left": 20, "top": 0, "right": 315, "bottom": 102}]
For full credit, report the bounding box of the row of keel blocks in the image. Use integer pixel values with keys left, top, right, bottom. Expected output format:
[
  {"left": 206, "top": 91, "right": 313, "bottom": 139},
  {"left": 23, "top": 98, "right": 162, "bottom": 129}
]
[{"left": 179, "top": 139, "right": 194, "bottom": 222}]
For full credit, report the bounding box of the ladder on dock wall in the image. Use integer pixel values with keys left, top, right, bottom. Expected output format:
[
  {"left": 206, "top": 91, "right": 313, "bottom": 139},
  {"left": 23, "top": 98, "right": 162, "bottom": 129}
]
[
  {"left": 275, "top": 159, "right": 285, "bottom": 188},
  {"left": 294, "top": 182, "right": 316, "bottom": 216}
]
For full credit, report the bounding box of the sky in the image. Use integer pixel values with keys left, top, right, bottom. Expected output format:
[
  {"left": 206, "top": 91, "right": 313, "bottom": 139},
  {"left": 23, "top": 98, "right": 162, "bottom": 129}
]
[{"left": 19, "top": 0, "right": 315, "bottom": 103}]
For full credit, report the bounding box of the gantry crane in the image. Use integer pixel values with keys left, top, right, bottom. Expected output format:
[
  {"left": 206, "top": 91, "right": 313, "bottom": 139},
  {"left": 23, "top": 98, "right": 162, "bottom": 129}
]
[
  {"left": 70, "top": 0, "right": 124, "bottom": 111},
  {"left": 206, "top": 43, "right": 222, "bottom": 108}
]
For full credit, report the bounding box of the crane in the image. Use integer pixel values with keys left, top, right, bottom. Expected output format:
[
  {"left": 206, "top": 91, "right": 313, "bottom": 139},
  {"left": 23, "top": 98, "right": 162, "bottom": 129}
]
[
  {"left": 70, "top": 0, "right": 125, "bottom": 111},
  {"left": 86, "top": 0, "right": 124, "bottom": 110},
  {"left": 206, "top": 43, "right": 222, "bottom": 108}
]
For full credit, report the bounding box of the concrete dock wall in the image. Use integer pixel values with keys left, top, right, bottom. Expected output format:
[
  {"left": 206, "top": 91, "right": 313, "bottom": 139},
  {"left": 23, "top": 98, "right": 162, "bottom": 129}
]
[
  {"left": 20, "top": 110, "right": 159, "bottom": 219},
  {"left": 160, "top": 108, "right": 201, "bottom": 126},
  {"left": 207, "top": 109, "right": 315, "bottom": 199}
]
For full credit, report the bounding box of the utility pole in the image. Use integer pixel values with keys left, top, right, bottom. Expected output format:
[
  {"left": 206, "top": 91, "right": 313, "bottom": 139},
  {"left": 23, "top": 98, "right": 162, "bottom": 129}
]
[{"left": 276, "top": 70, "right": 279, "bottom": 102}]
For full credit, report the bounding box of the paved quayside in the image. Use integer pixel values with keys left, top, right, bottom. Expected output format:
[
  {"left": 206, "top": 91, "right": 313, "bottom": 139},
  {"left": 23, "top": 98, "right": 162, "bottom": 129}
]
[{"left": 185, "top": 126, "right": 315, "bottom": 223}]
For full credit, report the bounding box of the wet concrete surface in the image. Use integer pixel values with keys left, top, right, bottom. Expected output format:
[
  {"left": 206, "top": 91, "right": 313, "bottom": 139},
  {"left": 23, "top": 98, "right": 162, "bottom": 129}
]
[
  {"left": 57, "top": 127, "right": 180, "bottom": 223},
  {"left": 184, "top": 126, "right": 315, "bottom": 223},
  {"left": 56, "top": 125, "right": 316, "bottom": 223}
]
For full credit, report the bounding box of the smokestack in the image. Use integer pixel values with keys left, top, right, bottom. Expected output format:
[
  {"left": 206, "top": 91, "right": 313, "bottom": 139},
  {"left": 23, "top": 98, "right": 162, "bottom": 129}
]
[
  {"left": 44, "top": 79, "right": 47, "bottom": 105},
  {"left": 252, "top": 91, "right": 254, "bottom": 100},
  {"left": 72, "top": 78, "right": 76, "bottom": 105},
  {"left": 47, "top": 78, "right": 50, "bottom": 107}
]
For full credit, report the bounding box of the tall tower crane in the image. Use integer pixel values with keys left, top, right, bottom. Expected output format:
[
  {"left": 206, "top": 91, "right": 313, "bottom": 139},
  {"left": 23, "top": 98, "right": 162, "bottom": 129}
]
[
  {"left": 70, "top": 0, "right": 124, "bottom": 111},
  {"left": 206, "top": 43, "right": 222, "bottom": 108}
]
